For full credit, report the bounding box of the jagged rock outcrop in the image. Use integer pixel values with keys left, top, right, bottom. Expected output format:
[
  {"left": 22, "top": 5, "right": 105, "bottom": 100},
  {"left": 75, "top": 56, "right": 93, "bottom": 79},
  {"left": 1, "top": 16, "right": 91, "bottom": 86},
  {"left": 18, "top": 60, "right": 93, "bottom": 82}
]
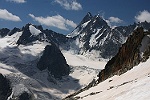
[
  {"left": 0, "top": 16, "right": 150, "bottom": 60},
  {"left": 0, "top": 73, "right": 11, "bottom": 100},
  {"left": 43, "top": 29, "right": 69, "bottom": 46},
  {"left": 142, "top": 44, "right": 150, "bottom": 62},
  {"left": 18, "top": 92, "right": 32, "bottom": 100},
  {"left": 98, "top": 27, "right": 150, "bottom": 82},
  {"left": 0, "top": 28, "right": 10, "bottom": 38},
  {"left": 8, "top": 27, "right": 21, "bottom": 36},
  {"left": 16, "top": 23, "right": 68, "bottom": 46},
  {"left": 37, "top": 44, "right": 70, "bottom": 79},
  {"left": 67, "top": 13, "right": 150, "bottom": 59},
  {"left": 16, "top": 23, "right": 43, "bottom": 45},
  {"left": 80, "top": 12, "right": 93, "bottom": 25}
]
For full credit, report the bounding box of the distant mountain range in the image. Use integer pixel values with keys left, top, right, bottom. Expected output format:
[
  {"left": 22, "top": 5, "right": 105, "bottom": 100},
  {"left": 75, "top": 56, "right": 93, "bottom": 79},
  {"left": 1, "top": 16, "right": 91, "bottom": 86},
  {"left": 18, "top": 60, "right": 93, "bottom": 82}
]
[
  {"left": 0, "top": 12, "right": 150, "bottom": 100},
  {"left": 67, "top": 12, "right": 150, "bottom": 59},
  {"left": 1, "top": 12, "right": 150, "bottom": 60}
]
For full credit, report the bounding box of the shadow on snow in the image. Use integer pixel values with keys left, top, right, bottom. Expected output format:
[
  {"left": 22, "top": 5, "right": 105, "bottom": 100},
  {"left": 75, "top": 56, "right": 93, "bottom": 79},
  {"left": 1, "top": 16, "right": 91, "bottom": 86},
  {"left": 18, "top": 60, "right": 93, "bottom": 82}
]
[{"left": 0, "top": 46, "right": 81, "bottom": 98}]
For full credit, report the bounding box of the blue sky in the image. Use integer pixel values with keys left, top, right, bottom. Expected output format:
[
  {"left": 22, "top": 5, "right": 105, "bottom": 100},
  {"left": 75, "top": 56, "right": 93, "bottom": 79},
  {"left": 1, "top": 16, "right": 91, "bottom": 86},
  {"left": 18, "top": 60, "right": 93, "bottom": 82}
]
[{"left": 0, "top": 0, "right": 150, "bottom": 34}]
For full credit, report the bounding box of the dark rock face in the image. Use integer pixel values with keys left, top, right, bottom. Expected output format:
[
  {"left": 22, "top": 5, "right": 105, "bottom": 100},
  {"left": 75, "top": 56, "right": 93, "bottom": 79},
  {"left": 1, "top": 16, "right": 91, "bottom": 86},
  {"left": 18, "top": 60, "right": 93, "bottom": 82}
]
[
  {"left": 18, "top": 92, "right": 32, "bottom": 100},
  {"left": 78, "top": 15, "right": 110, "bottom": 53},
  {"left": 37, "top": 44, "right": 70, "bottom": 79},
  {"left": 43, "top": 29, "right": 69, "bottom": 46},
  {"left": 8, "top": 27, "right": 21, "bottom": 36},
  {"left": 0, "top": 28, "right": 10, "bottom": 37},
  {"left": 0, "top": 27, "right": 21, "bottom": 38},
  {"left": 141, "top": 34, "right": 150, "bottom": 62},
  {"left": 16, "top": 23, "right": 69, "bottom": 47},
  {"left": 17, "top": 23, "right": 40, "bottom": 45},
  {"left": 0, "top": 73, "right": 12, "bottom": 100},
  {"left": 98, "top": 27, "right": 150, "bottom": 82},
  {"left": 80, "top": 12, "right": 93, "bottom": 25}
]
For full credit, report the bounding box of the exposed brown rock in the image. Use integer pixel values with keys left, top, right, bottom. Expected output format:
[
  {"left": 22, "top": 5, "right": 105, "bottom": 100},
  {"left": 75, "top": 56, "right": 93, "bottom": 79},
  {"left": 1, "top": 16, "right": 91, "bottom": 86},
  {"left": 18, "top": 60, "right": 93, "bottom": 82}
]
[{"left": 98, "top": 27, "right": 150, "bottom": 82}]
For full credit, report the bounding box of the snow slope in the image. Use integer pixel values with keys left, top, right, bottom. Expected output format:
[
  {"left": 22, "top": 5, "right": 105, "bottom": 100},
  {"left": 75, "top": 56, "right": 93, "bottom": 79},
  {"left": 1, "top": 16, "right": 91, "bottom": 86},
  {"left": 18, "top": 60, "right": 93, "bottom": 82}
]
[
  {"left": 0, "top": 31, "right": 22, "bottom": 47},
  {"left": 0, "top": 32, "right": 106, "bottom": 99},
  {"left": 63, "top": 51, "right": 106, "bottom": 69},
  {"left": 74, "top": 58, "right": 150, "bottom": 100}
]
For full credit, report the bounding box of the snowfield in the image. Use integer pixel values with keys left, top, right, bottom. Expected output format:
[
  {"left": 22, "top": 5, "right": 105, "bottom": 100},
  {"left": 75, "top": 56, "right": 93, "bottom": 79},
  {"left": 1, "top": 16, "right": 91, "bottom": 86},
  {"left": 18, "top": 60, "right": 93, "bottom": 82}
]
[
  {"left": 75, "top": 58, "right": 150, "bottom": 100},
  {"left": 1, "top": 29, "right": 149, "bottom": 100},
  {"left": 63, "top": 51, "right": 106, "bottom": 69},
  {"left": 0, "top": 32, "right": 106, "bottom": 99}
]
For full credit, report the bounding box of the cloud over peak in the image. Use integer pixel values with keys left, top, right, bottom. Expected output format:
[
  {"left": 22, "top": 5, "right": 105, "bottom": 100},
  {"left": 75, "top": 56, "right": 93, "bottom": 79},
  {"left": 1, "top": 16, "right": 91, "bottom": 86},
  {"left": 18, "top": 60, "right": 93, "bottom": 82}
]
[
  {"left": 29, "top": 14, "right": 77, "bottom": 31},
  {"left": 105, "top": 16, "right": 123, "bottom": 28},
  {"left": 108, "top": 17, "right": 123, "bottom": 23},
  {"left": 54, "top": 0, "right": 82, "bottom": 10},
  {"left": 0, "top": 9, "right": 21, "bottom": 21},
  {"left": 135, "top": 10, "right": 150, "bottom": 23},
  {"left": 6, "top": 0, "right": 26, "bottom": 3}
]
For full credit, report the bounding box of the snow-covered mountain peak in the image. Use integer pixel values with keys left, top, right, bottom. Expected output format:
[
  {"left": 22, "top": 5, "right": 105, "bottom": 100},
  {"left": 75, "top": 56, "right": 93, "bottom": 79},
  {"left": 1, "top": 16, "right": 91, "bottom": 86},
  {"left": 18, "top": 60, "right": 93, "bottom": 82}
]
[
  {"left": 63, "top": 27, "right": 150, "bottom": 100},
  {"left": 22, "top": 23, "right": 43, "bottom": 31},
  {"left": 67, "top": 13, "right": 109, "bottom": 39},
  {"left": 0, "top": 18, "right": 150, "bottom": 99},
  {"left": 29, "top": 25, "right": 41, "bottom": 36},
  {"left": 66, "top": 13, "right": 150, "bottom": 60},
  {"left": 0, "top": 29, "right": 103, "bottom": 99}
]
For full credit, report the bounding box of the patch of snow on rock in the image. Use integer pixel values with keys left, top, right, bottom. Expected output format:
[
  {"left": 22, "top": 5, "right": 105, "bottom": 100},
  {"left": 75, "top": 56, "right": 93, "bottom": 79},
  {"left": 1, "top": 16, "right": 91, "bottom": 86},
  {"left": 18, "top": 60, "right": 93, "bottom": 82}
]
[{"left": 29, "top": 25, "right": 41, "bottom": 36}]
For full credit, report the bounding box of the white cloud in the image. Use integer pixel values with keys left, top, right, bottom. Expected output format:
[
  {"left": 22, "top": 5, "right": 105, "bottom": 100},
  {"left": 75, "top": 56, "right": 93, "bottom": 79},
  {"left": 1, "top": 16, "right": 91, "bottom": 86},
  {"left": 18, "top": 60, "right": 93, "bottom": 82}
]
[
  {"left": 29, "top": 14, "right": 77, "bottom": 30},
  {"left": 108, "top": 17, "right": 123, "bottom": 23},
  {"left": 6, "top": 0, "right": 26, "bottom": 3},
  {"left": 105, "top": 20, "right": 112, "bottom": 27},
  {"left": 105, "top": 17, "right": 123, "bottom": 28},
  {"left": 54, "top": 0, "right": 82, "bottom": 10},
  {"left": 0, "top": 9, "right": 21, "bottom": 21},
  {"left": 135, "top": 10, "right": 150, "bottom": 22}
]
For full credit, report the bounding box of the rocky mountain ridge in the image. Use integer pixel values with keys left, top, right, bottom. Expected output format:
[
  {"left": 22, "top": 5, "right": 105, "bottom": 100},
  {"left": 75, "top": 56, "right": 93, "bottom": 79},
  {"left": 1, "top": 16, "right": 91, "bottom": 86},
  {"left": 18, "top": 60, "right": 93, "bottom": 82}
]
[
  {"left": 98, "top": 27, "right": 150, "bottom": 82},
  {"left": 63, "top": 26, "right": 150, "bottom": 100},
  {"left": 67, "top": 12, "right": 150, "bottom": 59},
  {"left": 0, "top": 12, "right": 150, "bottom": 100},
  {"left": 0, "top": 23, "right": 68, "bottom": 47},
  {"left": 0, "top": 13, "right": 150, "bottom": 60}
]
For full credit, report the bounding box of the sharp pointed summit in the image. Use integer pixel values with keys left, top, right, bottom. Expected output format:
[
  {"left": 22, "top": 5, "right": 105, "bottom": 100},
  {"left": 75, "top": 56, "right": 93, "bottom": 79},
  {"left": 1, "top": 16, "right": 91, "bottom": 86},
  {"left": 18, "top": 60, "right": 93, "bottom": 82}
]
[
  {"left": 67, "top": 12, "right": 109, "bottom": 38},
  {"left": 67, "top": 13, "right": 150, "bottom": 59},
  {"left": 80, "top": 12, "right": 93, "bottom": 24},
  {"left": 0, "top": 13, "right": 150, "bottom": 100}
]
